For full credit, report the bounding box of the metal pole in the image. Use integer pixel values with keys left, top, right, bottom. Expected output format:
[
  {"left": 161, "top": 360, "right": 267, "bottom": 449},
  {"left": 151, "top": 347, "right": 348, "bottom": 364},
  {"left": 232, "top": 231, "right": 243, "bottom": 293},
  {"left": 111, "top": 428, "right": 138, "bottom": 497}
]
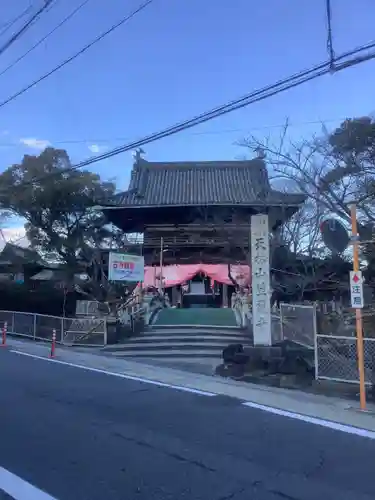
[
  {"left": 279, "top": 303, "right": 284, "bottom": 342},
  {"left": 313, "top": 303, "right": 319, "bottom": 380},
  {"left": 159, "top": 237, "right": 163, "bottom": 294},
  {"left": 60, "top": 317, "right": 64, "bottom": 343},
  {"left": 1, "top": 322, "right": 7, "bottom": 347},
  {"left": 50, "top": 329, "right": 56, "bottom": 358},
  {"left": 33, "top": 313, "right": 37, "bottom": 340},
  {"left": 350, "top": 204, "right": 366, "bottom": 410}
]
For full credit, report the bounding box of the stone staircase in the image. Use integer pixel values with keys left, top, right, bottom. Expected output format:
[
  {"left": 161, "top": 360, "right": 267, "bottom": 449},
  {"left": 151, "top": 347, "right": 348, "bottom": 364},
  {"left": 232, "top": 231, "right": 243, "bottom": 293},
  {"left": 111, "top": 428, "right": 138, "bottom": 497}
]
[
  {"left": 103, "top": 308, "right": 252, "bottom": 366},
  {"left": 154, "top": 307, "right": 238, "bottom": 327}
]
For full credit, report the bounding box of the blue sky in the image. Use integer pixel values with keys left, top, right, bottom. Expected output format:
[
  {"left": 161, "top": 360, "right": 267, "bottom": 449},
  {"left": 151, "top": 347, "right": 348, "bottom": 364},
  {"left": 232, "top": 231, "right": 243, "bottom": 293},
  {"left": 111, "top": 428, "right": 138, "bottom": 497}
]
[{"left": 1, "top": 0, "right": 375, "bottom": 234}]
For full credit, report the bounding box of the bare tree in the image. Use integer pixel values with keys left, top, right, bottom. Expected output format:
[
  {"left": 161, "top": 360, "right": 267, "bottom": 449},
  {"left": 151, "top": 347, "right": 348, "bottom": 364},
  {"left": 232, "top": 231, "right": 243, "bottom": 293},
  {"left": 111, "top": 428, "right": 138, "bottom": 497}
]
[
  {"left": 275, "top": 199, "right": 323, "bottom": 257},
  {"left": 237, "top": 121, "right": 360, "bottom": 299},
  {"left": 239, "top": 118, "right": 375, "bottom": 232}
]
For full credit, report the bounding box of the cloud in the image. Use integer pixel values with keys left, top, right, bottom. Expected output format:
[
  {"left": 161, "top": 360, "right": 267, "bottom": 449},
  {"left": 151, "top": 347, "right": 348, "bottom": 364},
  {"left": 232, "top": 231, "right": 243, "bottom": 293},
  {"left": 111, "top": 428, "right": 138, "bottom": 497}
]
[
  {"left": 20, "top": 137, "right": 50, "bottom": 150},
  {"left": 88, "top": 144, "right": 106, "bottom": 154}
]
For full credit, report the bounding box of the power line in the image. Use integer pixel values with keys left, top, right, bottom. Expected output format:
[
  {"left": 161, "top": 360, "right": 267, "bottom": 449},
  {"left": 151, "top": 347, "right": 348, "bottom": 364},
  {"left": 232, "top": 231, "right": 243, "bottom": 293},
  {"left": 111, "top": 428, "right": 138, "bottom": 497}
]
[
  {"left": 325, "top": 0, "right": 335, "bottom": 68},
  {"left": 0, "top": 0, "right": 154, "bottom": 109},
  {"left": 0, "top": 0, "right": 92, "bottom": 79},
  {"left": 0, "top": 4, "right": 33, "bottom": 38},
  {"left": 0, "top": 0, "right": 56, "bottom": 58},
  {"left": 5, "top": 39, "right": 375, "bottom": 192},
  {"left": 0, "top": 116, "right": 358, "bottom": 148},
  {"left": 66, "top": 41, "right": 375, "bottom": 168}
]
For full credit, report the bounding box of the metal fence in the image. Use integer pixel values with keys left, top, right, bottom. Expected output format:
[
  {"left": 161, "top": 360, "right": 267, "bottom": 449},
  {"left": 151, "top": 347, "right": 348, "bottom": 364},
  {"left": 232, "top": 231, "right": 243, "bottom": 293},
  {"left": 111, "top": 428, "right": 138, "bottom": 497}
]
[
  {"left": 63, "top": 317, "right": 107, "bottom": 346},
  {"left": 279, "top": 303, "right": 316, "bottom": 349},
  {"left": 0, "top": 310, "right": 107, "bottom": 347},
  {"left": 315, "top": 335, "right": 375, "bottom": 385},
  {"left": 75, "top": 300, "right": 100, "bottom": 316}
]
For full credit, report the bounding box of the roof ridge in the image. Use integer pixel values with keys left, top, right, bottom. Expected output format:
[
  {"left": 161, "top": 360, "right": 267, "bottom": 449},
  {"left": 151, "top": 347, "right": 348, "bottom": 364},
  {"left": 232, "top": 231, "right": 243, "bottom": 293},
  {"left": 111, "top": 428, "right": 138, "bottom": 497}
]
[
  {"left": 137, "top": 159, "right": 265, "bottom": 169},
  {"left": 102, "top": 157, "right": 306, "bottom": 209}
]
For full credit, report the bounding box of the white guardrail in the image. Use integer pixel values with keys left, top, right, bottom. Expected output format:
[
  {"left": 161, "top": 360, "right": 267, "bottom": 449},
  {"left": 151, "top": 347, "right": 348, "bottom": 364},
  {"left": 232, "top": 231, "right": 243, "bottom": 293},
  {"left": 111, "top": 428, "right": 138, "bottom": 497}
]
[{"left": 0, "top": 310, "right": 107, "bottom": 347}]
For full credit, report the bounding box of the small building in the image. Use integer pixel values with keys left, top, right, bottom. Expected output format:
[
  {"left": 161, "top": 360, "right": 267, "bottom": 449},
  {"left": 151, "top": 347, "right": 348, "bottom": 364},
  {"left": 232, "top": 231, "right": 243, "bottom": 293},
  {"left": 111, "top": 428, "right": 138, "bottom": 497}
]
[
  {"left": 0, "top": 241, "right": 45, "bottom": 284},
  {"left": 98, "top": 153, "right": 306, "bottom": 307}
]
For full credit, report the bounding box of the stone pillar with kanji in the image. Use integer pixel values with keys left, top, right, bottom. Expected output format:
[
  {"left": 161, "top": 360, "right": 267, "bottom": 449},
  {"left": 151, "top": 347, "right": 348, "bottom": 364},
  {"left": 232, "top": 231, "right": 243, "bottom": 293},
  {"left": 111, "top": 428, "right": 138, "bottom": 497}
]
[{"left": 250, "top": 213, "right": 272, "bottom": 346}]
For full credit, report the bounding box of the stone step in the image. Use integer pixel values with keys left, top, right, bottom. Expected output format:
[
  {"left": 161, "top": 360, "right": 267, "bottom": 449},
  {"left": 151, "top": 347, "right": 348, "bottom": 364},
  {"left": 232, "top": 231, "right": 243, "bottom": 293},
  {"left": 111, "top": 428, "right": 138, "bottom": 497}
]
[
  {"left": 109, "top": 348, "right": 224, "bottom": 358},
  {"left": 153, "top": 308, "right": 238, "bottom": 327},
  {"left": 105, "top": 341, "right": 250, "bottom": 352},
  {"left": 148, "top": 325, "right": 243, "bottom": 332},
  {"left": 107, "top": 335, "right": 250, "bottom": 344},
  {"left": 144, "top": 329, "right": 248, "bottom": 337}
]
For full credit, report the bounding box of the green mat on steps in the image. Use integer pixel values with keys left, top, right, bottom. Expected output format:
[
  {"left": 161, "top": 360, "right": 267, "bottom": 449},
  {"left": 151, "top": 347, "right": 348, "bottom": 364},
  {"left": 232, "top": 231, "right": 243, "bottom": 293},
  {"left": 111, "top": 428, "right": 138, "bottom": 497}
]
[{"left": 154, "top": 308, "right": 237, "bottom": 326}]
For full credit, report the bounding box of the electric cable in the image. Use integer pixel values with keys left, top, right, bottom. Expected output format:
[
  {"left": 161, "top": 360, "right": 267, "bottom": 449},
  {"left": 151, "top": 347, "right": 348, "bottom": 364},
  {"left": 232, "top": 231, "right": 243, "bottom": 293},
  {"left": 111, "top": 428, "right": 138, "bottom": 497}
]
[
  {"left": 325, "top": 0, "right": 335, "bottom": 68},
  {"left": 0, "top": 115, "right": 355, "bottom": 147},
  {"left": 0, "top": 0, "right": 154, "bottom": 108},
  {"left": 0, "top": 1, "right": 56, "bottom": 57},
  {"left": 4, "top": 39, "right": 375, "bottom": 193},
  {"left": 0, "top": 4, "right": 33, "bottom": 37},
  {"left": 0, "top": 0, "right": 91, "bottom": 79}
]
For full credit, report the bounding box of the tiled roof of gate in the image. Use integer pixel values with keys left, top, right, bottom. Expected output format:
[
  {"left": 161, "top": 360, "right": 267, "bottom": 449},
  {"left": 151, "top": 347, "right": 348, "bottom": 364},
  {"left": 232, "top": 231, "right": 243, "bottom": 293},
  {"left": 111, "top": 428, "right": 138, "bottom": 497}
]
[{"left": 105, "top": 159, "right": 306, "bottom": 207}]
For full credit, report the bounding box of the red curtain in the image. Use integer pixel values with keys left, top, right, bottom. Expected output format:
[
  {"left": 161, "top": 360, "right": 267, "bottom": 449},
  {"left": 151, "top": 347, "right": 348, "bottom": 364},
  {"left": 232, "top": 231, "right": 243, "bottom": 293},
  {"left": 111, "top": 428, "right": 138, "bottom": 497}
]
[{"left": 143, "top": 264, "right": 250, "bottom": 288}]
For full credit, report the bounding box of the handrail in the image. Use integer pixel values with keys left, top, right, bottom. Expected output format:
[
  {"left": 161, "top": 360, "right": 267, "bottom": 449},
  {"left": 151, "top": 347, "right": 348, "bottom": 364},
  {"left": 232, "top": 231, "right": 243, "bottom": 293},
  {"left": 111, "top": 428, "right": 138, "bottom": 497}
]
[{"left": 130, "top": 306, "right": 147, "bottom": 317}]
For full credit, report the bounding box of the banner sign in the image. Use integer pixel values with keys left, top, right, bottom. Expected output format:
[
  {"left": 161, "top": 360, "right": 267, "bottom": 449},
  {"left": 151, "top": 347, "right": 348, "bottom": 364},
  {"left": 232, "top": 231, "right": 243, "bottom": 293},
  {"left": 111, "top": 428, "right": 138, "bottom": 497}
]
[
  {"left": 350, "top": 271, "right": 364, "bottom": 308},
  {"left": 108, "top": 253, "right": 144, "bottom": 282}
]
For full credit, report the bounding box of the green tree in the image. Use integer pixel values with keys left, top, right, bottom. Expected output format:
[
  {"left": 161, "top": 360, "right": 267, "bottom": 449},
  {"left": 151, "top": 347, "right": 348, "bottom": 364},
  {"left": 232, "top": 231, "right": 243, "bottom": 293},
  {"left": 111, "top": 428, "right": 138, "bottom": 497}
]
[
  {"left": 0, "top": 147, "right": 127, "bottom": 270},
  {"left": 326, "top": 117, "right": 375, "bottom": 285}
]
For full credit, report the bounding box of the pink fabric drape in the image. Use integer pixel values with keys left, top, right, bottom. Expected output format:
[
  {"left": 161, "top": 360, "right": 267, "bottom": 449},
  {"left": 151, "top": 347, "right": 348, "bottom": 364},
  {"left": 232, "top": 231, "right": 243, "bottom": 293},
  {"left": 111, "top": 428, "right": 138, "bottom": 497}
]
[{"left": 143, "top": 264, "right": 250, "bottom": 288}]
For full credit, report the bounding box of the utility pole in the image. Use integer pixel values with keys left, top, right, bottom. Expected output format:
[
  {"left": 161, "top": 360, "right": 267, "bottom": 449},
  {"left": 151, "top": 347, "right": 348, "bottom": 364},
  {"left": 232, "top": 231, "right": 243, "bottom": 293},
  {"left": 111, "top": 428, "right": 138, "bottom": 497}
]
[{"left": 350, "top": 204, "right": 366, "bottom": 410}]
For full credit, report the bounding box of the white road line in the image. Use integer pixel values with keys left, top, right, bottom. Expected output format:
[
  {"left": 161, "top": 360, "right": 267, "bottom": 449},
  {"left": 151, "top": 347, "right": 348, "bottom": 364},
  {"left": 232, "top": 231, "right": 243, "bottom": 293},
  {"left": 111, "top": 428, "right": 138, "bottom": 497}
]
[
  {"left": 10, "top": 350, "right": 216, "bottom": 397},
  {"left": 242, "top": 401, "right": 375, "bottom": 440},
  {"left": 0, "top": 466, "right": 56, "bottom": 500}
]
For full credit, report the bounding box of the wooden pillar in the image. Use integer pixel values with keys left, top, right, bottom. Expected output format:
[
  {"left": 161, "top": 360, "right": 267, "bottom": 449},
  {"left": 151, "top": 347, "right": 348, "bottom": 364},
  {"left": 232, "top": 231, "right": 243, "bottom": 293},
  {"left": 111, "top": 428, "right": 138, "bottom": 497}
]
[
  {"left": 222, "top": 283, "right": 228, "bottom": 307},
  {"left": 171, "top": 285, "right": 178, "bottom": 306}
]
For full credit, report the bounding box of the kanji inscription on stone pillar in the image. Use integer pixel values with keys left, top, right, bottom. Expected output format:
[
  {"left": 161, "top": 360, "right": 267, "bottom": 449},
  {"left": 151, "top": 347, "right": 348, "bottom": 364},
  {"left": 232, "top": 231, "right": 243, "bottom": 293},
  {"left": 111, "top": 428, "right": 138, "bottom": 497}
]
[{"left": 251, "top": 214, "right": 272, "bottom": 346}]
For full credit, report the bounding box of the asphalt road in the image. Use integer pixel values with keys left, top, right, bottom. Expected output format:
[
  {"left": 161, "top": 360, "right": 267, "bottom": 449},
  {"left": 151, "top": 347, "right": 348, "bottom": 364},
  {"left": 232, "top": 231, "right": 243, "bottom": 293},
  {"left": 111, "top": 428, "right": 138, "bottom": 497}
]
[{"left": 0, "top": 350, "right": 374, "bottom": 500}]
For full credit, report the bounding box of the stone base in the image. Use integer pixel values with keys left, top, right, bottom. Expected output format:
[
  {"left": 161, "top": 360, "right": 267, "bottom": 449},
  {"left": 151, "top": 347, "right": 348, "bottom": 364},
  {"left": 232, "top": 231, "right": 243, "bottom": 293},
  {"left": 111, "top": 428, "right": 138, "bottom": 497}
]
[{"left": 217, "top": 340, "right": 315, "bottom": 386}]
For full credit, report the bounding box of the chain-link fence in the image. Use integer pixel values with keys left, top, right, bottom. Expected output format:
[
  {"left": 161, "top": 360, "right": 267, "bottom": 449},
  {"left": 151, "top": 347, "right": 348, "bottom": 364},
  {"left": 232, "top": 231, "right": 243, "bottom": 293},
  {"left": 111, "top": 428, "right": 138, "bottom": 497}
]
[
  {"left": 63, "top": 317, "right": 107, "bottom": 346},
  {"left": 315, "top": 335, "right": 375, "bottom": 384},
  {"left": 279, "top": 303, "right": 316, "bottom": 349},
  {"left": 316, "top": 306, "right": 375, "bottom": 338},
  {"left": 75, "top": 300, "right": 100, "bottom": 316},
  {"left": 0, "top": 310, "right": 107, "bottom": 347},
  {"left": 271, "top": 313, "right": 283, "bottom": 344}
]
